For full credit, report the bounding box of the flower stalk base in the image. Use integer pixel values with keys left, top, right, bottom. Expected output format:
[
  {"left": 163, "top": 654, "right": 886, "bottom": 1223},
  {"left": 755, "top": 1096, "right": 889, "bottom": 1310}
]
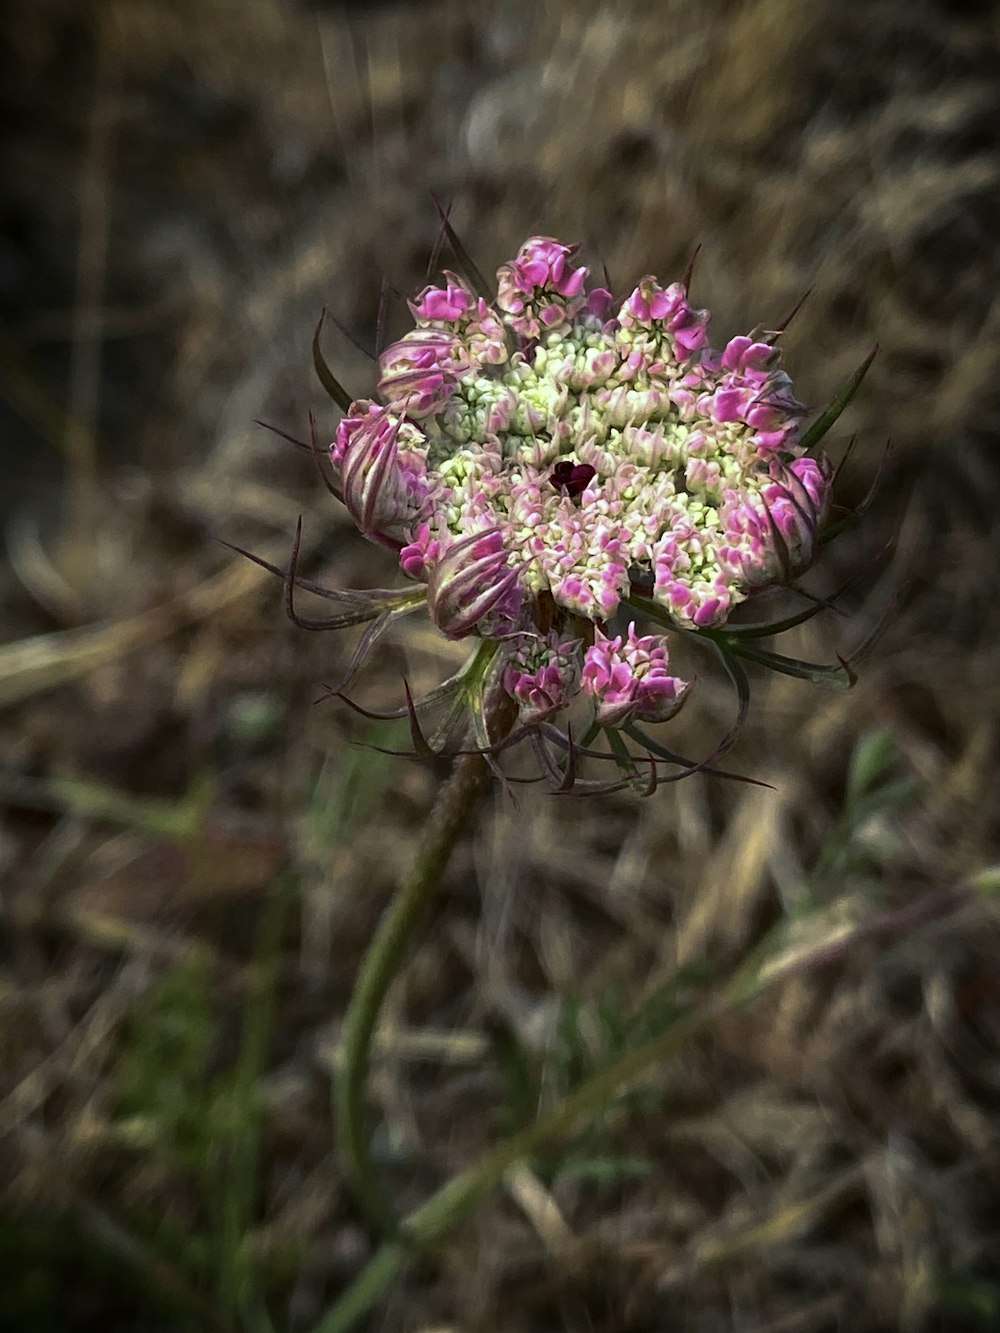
[{"left": 336, "top": 699, "right": 516, "bottom": 1232}]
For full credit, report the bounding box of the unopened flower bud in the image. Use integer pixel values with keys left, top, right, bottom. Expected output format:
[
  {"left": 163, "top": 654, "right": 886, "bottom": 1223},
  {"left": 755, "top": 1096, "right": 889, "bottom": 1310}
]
[
  {"left": 503, "top": 632, "right": 581, "bottom": 722},
  {"left": 340, "top": 409, "right": 430, "bottom": 547},
  {"left": 759, "top": 455, "right": 831, "bottom": 572},
  {"left": 377, "top": 329, "right": 469, "bottom": 418},
  {"left": 427, "top": 529, "right": 523, "bottom": 639}
]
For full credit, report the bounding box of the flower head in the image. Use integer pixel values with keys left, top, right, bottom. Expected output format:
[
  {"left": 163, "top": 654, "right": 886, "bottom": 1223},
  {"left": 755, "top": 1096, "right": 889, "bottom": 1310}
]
[
  {"left": 303, "top": 233, "right": 868, "bottom": 791},
  {"left": 344, "top": 246, "right": 825, "bottom": 637}
]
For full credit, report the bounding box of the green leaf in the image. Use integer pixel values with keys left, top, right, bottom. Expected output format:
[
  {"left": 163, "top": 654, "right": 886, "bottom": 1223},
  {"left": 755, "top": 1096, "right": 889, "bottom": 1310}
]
[
  {"left": 714, "top": 639, "right": 753, "bottom": 729},
  {"left": 463, "top": 639, "right": 503, "bottom": 754},
  {"left": 623, "top": 722, "right": 767, "bottom": 788},
  {"left": 431, "top": 195, "right": 494, "bottom": 303},
  {"left": 213, "top": 877, "right": 295, "bottom": 1323},
  {"left": 626, "top": 593, "right": 855, "bottom": 692},
  {"left": 844, "top": 727, "right": 900, "bottom": 808},
  {"left": 335, "top": 598, "right": 425, "bottom": 695},
  {"left": 312, "top": 311, "right": 353, "bottom": 411},
  {"left": 603, "top": 724, "right": 647, "bottom": 791},
  {"left": 710, "top": 595, "right": 840, "bottom": 639},
  {"left": 820, "top": 439, "right": 892, "bottom": 545},
  {"left": 555, "top": 1155, "right": 654, "bottom": 1187},
  {"left": 624, "top": 593, "right": 683, "bottom": 635},
  {"left": 489, "top": 1018, "right": 539, "bottom": 1136},
  {"left": 723, "top": 640, "right": 855, "bottom": 689},
  {"left": 800, "top": 345, "right": 877, "bottom": 453}
]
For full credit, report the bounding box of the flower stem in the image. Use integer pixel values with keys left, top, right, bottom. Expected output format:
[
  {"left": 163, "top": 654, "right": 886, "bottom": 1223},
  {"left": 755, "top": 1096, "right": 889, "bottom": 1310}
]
[
  {"left": 321, "top": 999, "right": 714, "bottom": 1332},
  {"left": 315, "top": 887, "right": 963, "bottom": 1332},
  {"left": 336, "top": 706, "right": 513, "bottom": 1233}
]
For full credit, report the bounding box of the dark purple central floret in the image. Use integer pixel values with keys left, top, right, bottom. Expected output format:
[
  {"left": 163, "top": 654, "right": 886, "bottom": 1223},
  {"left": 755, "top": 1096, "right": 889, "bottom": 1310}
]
[{"left": 550, "top": 460, "right": 596, "bottom": 499}]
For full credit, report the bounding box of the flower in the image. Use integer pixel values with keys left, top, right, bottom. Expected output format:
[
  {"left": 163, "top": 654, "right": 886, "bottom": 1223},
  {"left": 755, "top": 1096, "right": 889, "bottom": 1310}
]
[
  {"left": 376, "top": 329, "right": 470, "bottom": 418},
  {"left": 338, "top": 406, "right": 434, "bottom": 548},
  {"left": 299, "top": 232, "right": 865, "bottom": 791},
  {"left": 333, "top": 239, "right": 825, "bottom": 633},
  {"left": 503, "top": 632, "right": 581, "bottom": 723},
  {"left": 581, "top": 624, "right": 690, "bottom": 727},
  {"left": 496, "top": 237, "right": 588, "bottom": 338}
]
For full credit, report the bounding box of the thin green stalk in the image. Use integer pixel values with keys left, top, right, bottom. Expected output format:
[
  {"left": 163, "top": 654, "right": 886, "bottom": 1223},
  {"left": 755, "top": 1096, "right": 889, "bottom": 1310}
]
[
  {"left": 336, "top": 699, "right": 512, "bottom": 1232},
  {"left": 315, "top": 887, "right": 963, "bottom": 1333},
  {"left": 317, "top": 1006, "right": 716, "bottom": 1333}
]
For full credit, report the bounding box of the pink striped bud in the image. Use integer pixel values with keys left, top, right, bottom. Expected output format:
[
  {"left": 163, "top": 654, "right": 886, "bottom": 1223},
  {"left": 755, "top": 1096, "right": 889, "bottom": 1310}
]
[
  {"left": 759, "top": 455, "right": 831, "bottom": 572},
  {"left": 427, "top": 529, "right": 523, "bottom": 639},
  {"left": 377, "top": 329, "right": 469, "bottom": 418},
  {"left": 331, "top": 400, "right": 380, "bottom": 466},
  {"left": 339, "top": 409, "right": 430, "bottom": 548}
]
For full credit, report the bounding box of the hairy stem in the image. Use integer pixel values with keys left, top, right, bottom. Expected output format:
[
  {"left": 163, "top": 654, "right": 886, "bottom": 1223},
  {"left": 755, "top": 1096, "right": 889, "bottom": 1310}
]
[{"left": 336, "top": 701, "right": 514, "bottom": 1233}]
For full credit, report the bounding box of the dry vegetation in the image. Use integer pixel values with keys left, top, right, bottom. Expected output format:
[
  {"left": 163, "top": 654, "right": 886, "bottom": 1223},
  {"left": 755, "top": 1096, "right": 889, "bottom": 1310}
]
[{"left": 1, "top": 0, "right": 1000, "bottom": 1329}]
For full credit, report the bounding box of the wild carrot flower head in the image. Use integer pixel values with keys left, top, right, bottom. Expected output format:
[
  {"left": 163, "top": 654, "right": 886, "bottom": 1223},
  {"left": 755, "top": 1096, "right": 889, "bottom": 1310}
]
[{"left": 291, "top": 230, "right": 875, "bottom": 792}]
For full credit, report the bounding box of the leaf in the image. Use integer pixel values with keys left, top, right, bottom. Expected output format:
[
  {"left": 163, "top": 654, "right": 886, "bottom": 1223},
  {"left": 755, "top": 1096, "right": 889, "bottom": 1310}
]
[
  {"left": 844, "top": 727, "right": 900, "bottom": 808},
  {"left": 333, "top": 600, "right": 425, "bottom": 696},
  {"left": 400, "top": 679, "right": 438, "bottom": 759},
  {"left": 555, "top": 1155, "right": 654, "bottom": 1187},
  {"left": 624, "top": 593, "right": 686, "bottom": 636},
  {"left": 603, "top": 724, "right": 645, "bottom": 789},
  {"left": 622, "top": 724, "right": 770, "bottom": 789},
  {"left": 429, "top": 194, "right": 494, "bottom": 304},
  {"left": 722, "top": 640, "right": 855, "bottom": 689},
  {"left": 715, "top": 569, "right": 865, "bottom": 639},
  {"left": 424, "top": 638, "right": 498, "bottom": 755},
  {"left": 626, "top": 594, "right": 855, "bottom": 691},
  {"left": 713, "top": 601, "right": 834, "bottom": 639},
  {"left": 799, "top": 345, "right": 877, "bottom": 453},
  {"left": 713, "top": 639, "right": 753, "bottom": 737},
  {"left": 312, "top": 310, "right": 353, "bottom": 411},
  {"left": 820, "top": 438, "right": 893, "bottom": 545},
  {"left": 217, "top": 537, "right": 426, "bottom": 628}
]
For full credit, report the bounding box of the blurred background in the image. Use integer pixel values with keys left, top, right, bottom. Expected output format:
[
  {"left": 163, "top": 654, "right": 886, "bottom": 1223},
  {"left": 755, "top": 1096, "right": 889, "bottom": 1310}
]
[{"left": 2, "top": 0, "right": 1000, "bottom": 1329}]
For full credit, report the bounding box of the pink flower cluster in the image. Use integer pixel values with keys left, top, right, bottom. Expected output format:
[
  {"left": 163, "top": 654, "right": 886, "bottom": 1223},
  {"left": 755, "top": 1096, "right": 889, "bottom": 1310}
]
[
  {"left": 502, "top": 633, "right": 581, "bottom": 723},
  {"left": 496, "top": 238, "right": 588, "bottom": 338},
  {"left": 581, "top": 625, "right": 690, "bottom": 727},
  {"left": 330, "top": 235, "right": 833, "bottom": 735}
]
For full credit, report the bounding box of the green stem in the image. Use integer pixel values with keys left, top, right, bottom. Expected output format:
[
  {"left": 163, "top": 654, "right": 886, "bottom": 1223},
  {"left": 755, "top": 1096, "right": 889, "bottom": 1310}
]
[
  {"left": 336, "top": 719, "right": 509, "bottom": 1233},
  {"left": 317, "top": 1003, "right": 715, "bottom": 1333},
  {"left": 315, "top": 887, "right": 962, "bottom": 1333}
]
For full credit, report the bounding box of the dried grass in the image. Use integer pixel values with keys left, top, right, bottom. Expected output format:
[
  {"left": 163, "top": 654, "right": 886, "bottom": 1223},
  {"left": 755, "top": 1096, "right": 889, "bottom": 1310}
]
[{"left": 1, "top": 0, "right": 999, "bottom": 1328}]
